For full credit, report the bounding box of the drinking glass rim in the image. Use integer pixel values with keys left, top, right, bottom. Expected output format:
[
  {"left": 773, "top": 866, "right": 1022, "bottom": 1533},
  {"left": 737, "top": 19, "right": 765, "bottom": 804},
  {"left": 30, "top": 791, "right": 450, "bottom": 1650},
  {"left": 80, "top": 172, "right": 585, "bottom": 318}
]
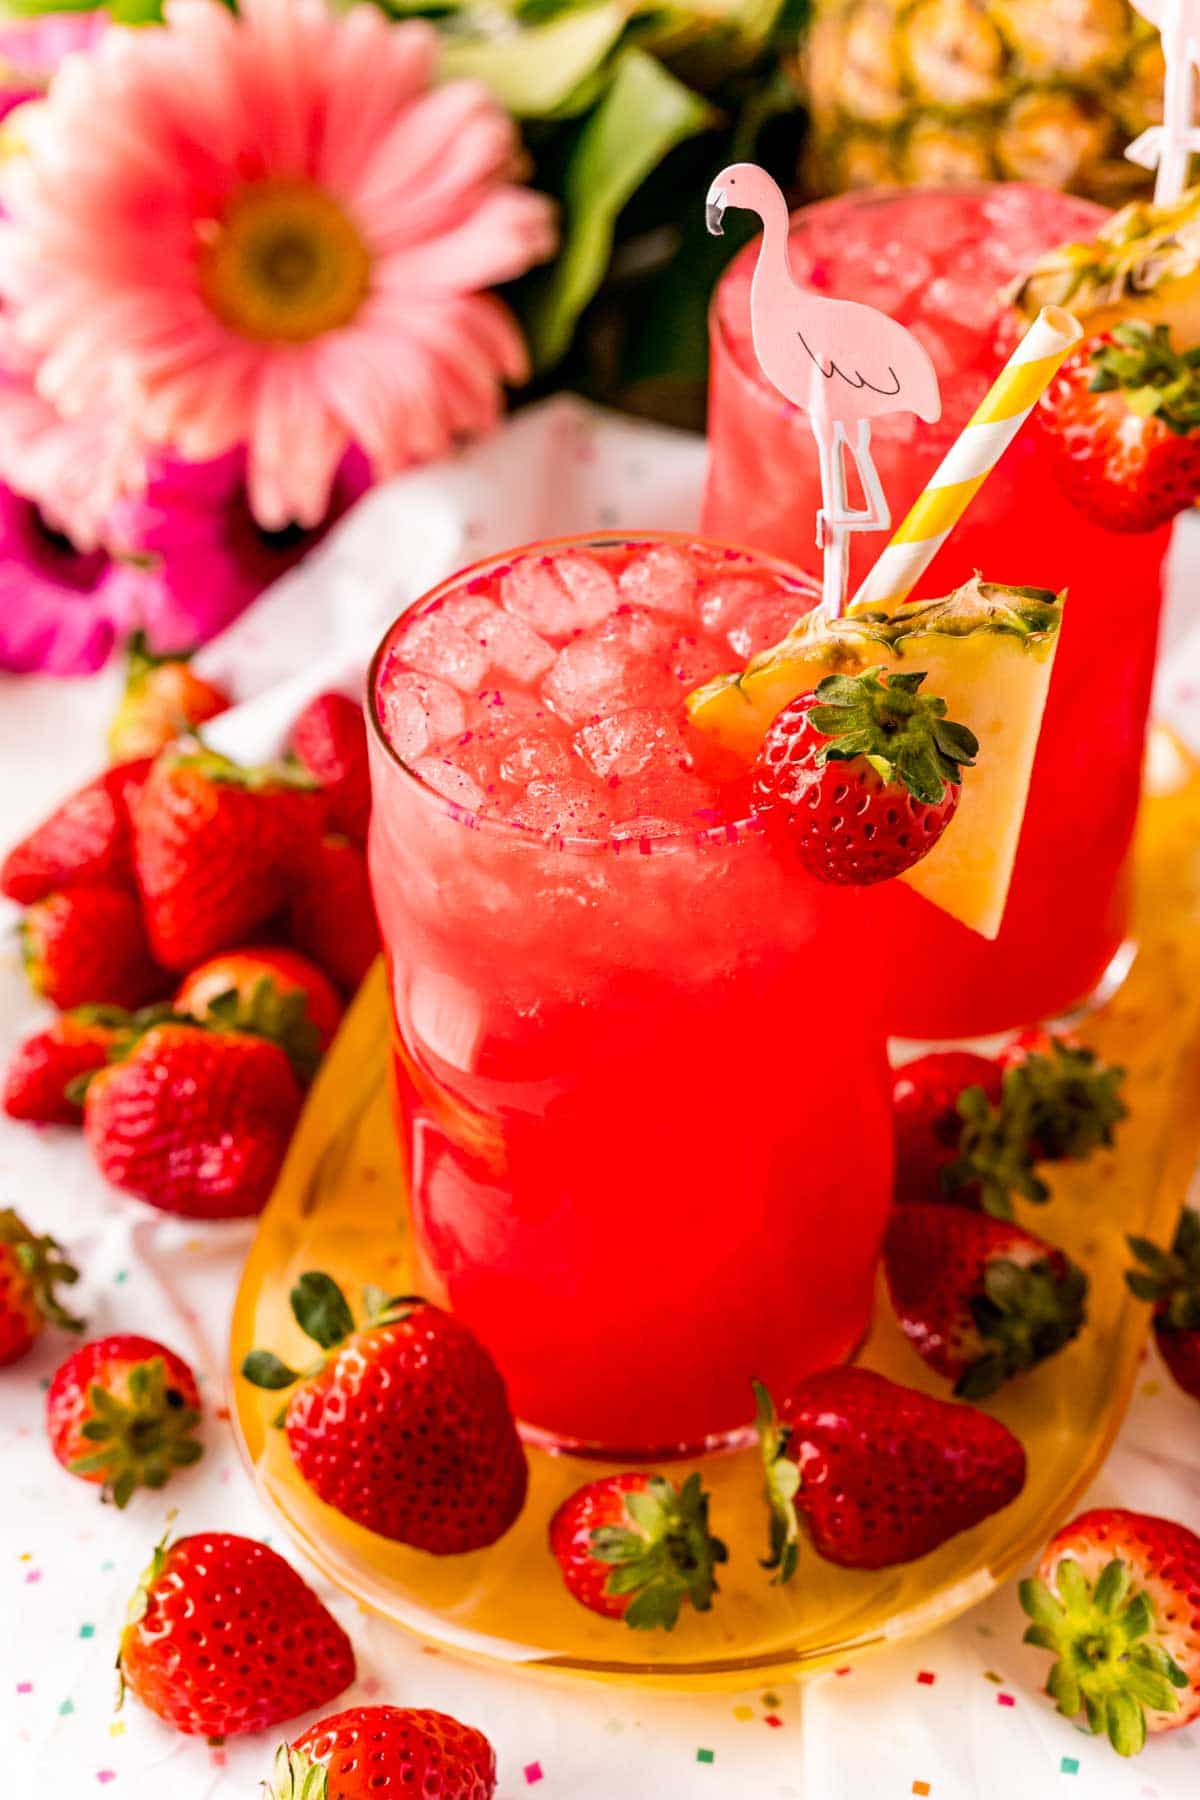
[{"left": 365, "top": 527, "right": 818, "bottom": 857}]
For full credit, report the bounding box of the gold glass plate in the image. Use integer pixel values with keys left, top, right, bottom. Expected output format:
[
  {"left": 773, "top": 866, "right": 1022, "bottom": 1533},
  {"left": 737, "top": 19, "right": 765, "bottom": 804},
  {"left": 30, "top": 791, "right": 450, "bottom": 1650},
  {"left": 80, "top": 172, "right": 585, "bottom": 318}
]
[{"left": 230, "top": 727, "right": 1200, "bottom": 1690}]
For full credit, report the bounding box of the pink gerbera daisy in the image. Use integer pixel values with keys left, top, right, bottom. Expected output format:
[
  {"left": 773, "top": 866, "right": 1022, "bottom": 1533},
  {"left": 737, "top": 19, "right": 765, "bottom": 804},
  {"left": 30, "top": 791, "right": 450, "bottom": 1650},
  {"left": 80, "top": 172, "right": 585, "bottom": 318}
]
[
  {"left": 0, "top": 13, "right": 105, "bottom": 121},
  {"left": 0, "top": 0, "right": 556, "bottom": 530}
]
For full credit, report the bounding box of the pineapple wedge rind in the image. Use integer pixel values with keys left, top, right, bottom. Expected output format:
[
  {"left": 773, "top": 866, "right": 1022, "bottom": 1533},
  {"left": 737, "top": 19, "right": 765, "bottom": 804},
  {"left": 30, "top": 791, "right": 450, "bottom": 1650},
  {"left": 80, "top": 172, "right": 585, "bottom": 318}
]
[{"left": 686, "top": 578, "right": 1062, "bottom": 941}]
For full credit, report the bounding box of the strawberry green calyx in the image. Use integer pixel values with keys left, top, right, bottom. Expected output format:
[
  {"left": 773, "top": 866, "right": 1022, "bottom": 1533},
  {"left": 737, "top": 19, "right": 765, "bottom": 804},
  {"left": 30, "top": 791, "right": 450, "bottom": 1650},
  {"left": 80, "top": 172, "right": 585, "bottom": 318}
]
[
  {"left": 753, "top": 1379, "right": 801, "bottom": 1585},
  {"left": 944, "top": 1074, "right": 1049, "bottom": 1219},
  {"left": 1127, "top": 1208, "right": 1200, "bottom": 1333},
  {"left": 164, "top": 741, "right": 317, "bottom": 793},
  {"left": 116, "top": 1525, "right": 173, "bottom": 1708},
  {"left": 122, "top": 630, "right": 197, "bottom": 690},
  {"left": 0, "top": 1208, "right": 84, "bottom": 1333},
  {"left": 590, "top": 1473, "right": 727, "bottom": 1631},
  {"left": 958, "top": 1255, "right": 1088, "bottom": 1400},
  {"left": 265, "top": 1744, "right": 328, "bottom": 1800},
  {"left": 1020, "top": 1557, "right": 1188, "bottom": 1757},
  {"left": 1013, "top": 1041, "right": 1127, "bottom": 1162},
  {"left": 805, "top": 668, "right": 978, "bottom": 807},
  {"left": 1088, "top": 323, "right": 1200, "bottom": 436},
  {"left": 71, "top": 1357, "right": 204, "bottom": 1508},
  {"left": 197, "top": 978, "right": 321, "bottom": 1084},
  {"left": 241, "top": 1272, "right": 420, "bottom": 1409}
]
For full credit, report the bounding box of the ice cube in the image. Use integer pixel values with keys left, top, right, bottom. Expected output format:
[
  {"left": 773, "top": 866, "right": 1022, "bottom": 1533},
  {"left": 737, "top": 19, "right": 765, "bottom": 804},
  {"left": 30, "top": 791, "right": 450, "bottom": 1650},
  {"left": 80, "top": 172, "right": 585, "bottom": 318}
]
[
  {"left": 617, "top": 544, "right": 697, "bottom": 617},
  {"left": 615, "top": 766, "right": 715, "bottom": 825},
  {"left": 508, "top": 777, "right": 613, "bottom": 839},
  {"left": 597, "top": 606, "right": 676, "bottom": 660},
  {"left": 469, "top": 687, "right": 551, "bottom": 743},
  {"left": 501, "top": 553, "right": 617, "bottom": 638},
  {"left": 698, "top": 577, "right": 777, "bottom": 636},
  {"left": 726, "top": 593, "right": 809, "bottom": 661},
  {"left": 438, "top": 593, "right": 498, "bottom": 632},
  {"left": 477, "top": 610, "right": 556, "bottom": 683},
  {"left": 575, "top": 707, "right": 691, "bottom": 780},
  {"left": 412, "top": 755, "right": 486, "bottom": 813},
  {"left": 395, "top": 613, "right": 491, "bottom": 692},
  {"left": 542, "top": 632, "right": 675, "bottom": 726},
  {"left": 377, "top": 668, "right": 466, "bottom": 761},
  {"left": 667, "top": 633, "right": 729, "bottom": 689},
  {"left": 499, "top": 732, "right": 576, "bottom": 785}
]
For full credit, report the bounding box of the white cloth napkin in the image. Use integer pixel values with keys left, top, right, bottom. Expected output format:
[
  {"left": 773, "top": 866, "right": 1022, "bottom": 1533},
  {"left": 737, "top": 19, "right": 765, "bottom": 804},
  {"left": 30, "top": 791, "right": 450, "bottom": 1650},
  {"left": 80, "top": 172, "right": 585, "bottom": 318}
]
[{"left": 4, "top": 395, "right": 1200, "bottom": 1799}]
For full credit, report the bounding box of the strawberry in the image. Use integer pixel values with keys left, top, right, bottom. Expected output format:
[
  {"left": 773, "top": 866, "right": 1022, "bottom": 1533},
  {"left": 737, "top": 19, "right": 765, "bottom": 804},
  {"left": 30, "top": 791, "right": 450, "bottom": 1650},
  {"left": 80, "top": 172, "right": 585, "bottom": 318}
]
[
  {"left": 84, "top": 1019, "right": 303, "bottom": 1219},
  {"left": 884, "top": 1205, "right": 1087, "bottom": 1398},
  {"left": 755, "top": 1368, "right": 1025, "bottom": 1574},
  {"left": 107, "top": 633, "right": 230, "bottom": 763},
  {"left": 3, "top": 1008, "right": 127, "bottom": 1124},
  {"left": 1021, "top": 1508, "right": 1200, "bottom": 1755},
  {"left": 893, "top": 1051, "right": 1004, "bottom": 1207},
  {"left": 133, "top": 745, "right": 324, "bottom": 970},
  {"left": 1036, "top": 322, "right": 1200, "bottom": 533},
  {"left": 1127, "top": 1207, "right": 1200, "bottom": 1402},
  {"left": 751, "top": 668, "right": 977, "bottom": 885},
  {"left": 287, "top": 834, "right": 379, "bottom": 992},
  {"left": 549, "top": 1472, "right": 726, "bottom": 1630},
  {"left": 1000, "top": 1029, "right": 1127, "bottom": 1162},
  {"left": 289, "top": 692, "right": 371, "bottom": 847},
  {"left": 242, "top": 1275, "right": 527, "bottom": 1554},
  {"left": 118, "top": 1529, "right": 355, "bottom": 1738},
  {"left": 46, "top": 1332, "right": 202, "bottom": 1507},
  {"left": 21, "top": 886, "right": 165, "bottom": 1011},
  {"left": 0, "top": 1209, "right": 83, "bottom": 1365},
  {"left": 175, "top": 945, "right": 343, "bottom": 1076},
  {"left": 1, "top": 757, "right": 151, "bottom": 904},
  {"left": 268, "top": 1706, "right": 496, "bottom": 1800}
]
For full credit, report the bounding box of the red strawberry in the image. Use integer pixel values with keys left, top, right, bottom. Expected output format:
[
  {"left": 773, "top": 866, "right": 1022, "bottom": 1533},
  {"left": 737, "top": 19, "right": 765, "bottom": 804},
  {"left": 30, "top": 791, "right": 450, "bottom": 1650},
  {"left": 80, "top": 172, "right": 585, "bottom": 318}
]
[
  {"left": 3, "top": 1008, "right": 126, "bottom": 1124},
  {"left": 884, "top": 1204, "right": 1087, "bottom": 1397},
  {"left": 21, "top": 886, "right": 165, "bottom": 1010},
  {"left": 107, "top": 633, "right": 230, "bottom": 763},
  {"left": 133, "top": 746, "right": 324, "bottom": 971},
  {"left": 1127, "top": 1207, "right": 1200, "bottom": 1402},
  {"left": 289, "top": 692, "right": 371, "bottom": 846},
  {"left": 1036, "top": 322, "right": 1200, "bottom": 533},
  {"left": 118, "top": 1530, "right": 355, "bottom": 1738},
  {"left": 84, "top": 1020, "right": 303, "bottom": 1219},
  {"left": 1, "top": 757, "right": 152, "bottom": 904},
  {"left": 1000, "top": 1028, "right": 1127, "bottom": 1162},
  {"left": 549, "top": 1471, "right": 726, "bottom": 1630},
  {"left": 287, "top": 834, "right": 379, "bottom": 992},
  {"left": 1021, "top": 1508, "right": 1200, "bottom": 1755},
  {"left": 175, "top": 945, "right": 343, "bottom": 1076},
  {"left": 893, "top": 1051, "right": 1004, "bottom": 1206},
  {"left": 46, "top": 1332, "right": 202, "bottom": 1507},
  {"left": 242, "top": 1276, "right": 527, "bottom": 1554},
  {"left": 0, "top": 1209, "right": 83, "bottom": 1365},
  {"left": 755, "top": 1368, "right": 1025, "bottom": 1574},
  {"left": 269, "top": 1706, "right": 496, "bottom": 1800},
  {"left": 751, "top": 668, "right": 977, "bottom": 885}
]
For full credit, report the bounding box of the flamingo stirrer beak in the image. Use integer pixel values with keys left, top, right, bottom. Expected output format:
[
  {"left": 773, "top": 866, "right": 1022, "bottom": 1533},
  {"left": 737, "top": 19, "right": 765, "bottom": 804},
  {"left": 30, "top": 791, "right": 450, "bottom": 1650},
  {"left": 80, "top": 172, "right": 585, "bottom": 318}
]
[{"left": 705, "top": 187, "right": 726, "bottom": 236}]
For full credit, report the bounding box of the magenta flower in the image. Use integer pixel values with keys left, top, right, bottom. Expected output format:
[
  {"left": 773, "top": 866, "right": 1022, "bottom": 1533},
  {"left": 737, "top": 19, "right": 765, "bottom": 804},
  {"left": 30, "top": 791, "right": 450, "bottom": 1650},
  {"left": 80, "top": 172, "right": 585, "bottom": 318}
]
[
  {"left": 0, "top": 0, "right": 557, "bottom": 532},
  {"left": 0, "top": 485, "right": 151, "bottom": 676}
]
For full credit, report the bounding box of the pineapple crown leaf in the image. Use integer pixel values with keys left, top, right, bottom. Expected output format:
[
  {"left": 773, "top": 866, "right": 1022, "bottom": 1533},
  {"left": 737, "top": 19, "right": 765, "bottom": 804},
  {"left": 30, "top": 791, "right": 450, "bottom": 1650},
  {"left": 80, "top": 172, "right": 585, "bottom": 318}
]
[
  {"left": 591, "top": 1473, "right": 727, "bottom": 1631},
  {"left": 942, "top": 1075, "right": 1049, "bottom": 1220},
  {"left": 0, "top": 1208, "right": 84, "bottom": 1334},
  {"left": 1088, "top": 323, "right": 1200, "bottom": 436},
  {"left": 957, "top": 1253, "right": 1089, "bottom": 1400},
  {"left": 1126, "top": 1208, "right": 1200, "bottom": 1331},
  {"left": 197, "top": 978, "right": 322, "bottom": 1084},
  {"left": 264, "top": 1745, "right": 329, "bottom": 1800},
  {"left": 807, "top": 667, "right": 977, "bottom": 807},
  {"left": 241, "top": 1274, "right": 424, "bottom": 1420},
  {"left": 753, "top": 1378, "right": 801, "bottom": 1586},
  {"left": 69, "top": 1356, "right": 204, "bottom": 1509},
  {"left": 1007, "top": 1039, "right": 1127, "bottom": 1161},
  {"left": 1019, "top": 1557, "right": 1187, "bottom": 1758}
]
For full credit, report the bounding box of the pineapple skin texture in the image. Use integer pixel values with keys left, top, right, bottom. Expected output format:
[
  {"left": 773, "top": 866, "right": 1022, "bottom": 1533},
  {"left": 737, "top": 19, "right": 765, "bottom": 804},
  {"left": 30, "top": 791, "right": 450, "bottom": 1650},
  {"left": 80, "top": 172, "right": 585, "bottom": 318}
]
[{"left": 801, "top": 0, "right": 1165, "bottom": 205}]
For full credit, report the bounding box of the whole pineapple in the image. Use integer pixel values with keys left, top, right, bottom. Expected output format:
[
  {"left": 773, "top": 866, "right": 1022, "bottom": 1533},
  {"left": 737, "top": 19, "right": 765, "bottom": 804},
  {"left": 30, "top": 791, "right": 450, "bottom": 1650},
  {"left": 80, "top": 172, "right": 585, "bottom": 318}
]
[{"left": 803, "top": 0, "right": 1171, "bottom": 203}]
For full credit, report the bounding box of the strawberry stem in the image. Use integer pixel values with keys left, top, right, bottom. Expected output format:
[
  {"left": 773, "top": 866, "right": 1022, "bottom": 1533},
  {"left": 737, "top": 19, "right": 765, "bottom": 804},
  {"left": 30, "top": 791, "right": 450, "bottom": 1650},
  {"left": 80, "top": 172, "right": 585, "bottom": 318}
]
[
  {"left": 958, "top": 1254, "right": 1088, "bottom": 1399},
  {"left": 1127, "top": 1207, "right": 1200, "bottom": 1333},
  {"left": 70, "top": 1357, "right": 203, "bottom": 1508},
  {"left": 805, "top": 668, "right": 978, "bottom": 807},
  {"left": 753, "top": 1379, "right": 802, "bottom": 1585},
  {"left": 1089, "top": 323, "right": 1200, "bottom": 437},
  {"left": 590, "top": 1473, "right": 727, "bottom": 1631}
]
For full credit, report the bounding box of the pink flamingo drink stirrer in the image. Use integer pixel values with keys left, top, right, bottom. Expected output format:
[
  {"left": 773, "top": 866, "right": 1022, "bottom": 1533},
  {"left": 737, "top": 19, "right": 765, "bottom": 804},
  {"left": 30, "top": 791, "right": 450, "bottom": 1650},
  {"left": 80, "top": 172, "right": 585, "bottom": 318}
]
[
  {"left": 1126, "top": 0, "right": 1200, "bottom": 203},
  {"left": 706, "top": 163, "right": 941, "bottom": 617}
]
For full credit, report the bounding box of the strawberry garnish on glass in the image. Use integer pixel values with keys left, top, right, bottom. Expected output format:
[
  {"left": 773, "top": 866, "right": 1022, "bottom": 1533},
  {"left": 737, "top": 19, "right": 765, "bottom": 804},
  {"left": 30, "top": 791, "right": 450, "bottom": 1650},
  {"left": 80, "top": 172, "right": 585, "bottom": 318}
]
[
  {"left": 884, "top": 1205, "right": 1088, "bottom": 1398},
  {"left": 754, "top": 1368, "right": 1025, "bottom": 1575},
  {"left": 1126, "top": 1206, "right": 1200, "bottom": 1403},
  {"left": 242, "top": 1275, "right": 527, "bottom": 1554},
  {"left": 268, "top": 1706, "right": 496, "bottom": 1800},
  {"left": 46, "top": 1332, "right": 202, "bottom": 1507},
  {"left": 1037, "top": 322, "right": 1200, "bottom": 534},
  {"left": 751, "top": 668, "right": 978, "bottom": 885},
  {"left": 0, "top": 1208, "right": 83, "bottom": 1366},
  {"left": 549, "top": 1472, "right": 727, "bottom": 1631},
  {"left": 1021, "top": 1509, "right": 1200, "bottom": 1756}
]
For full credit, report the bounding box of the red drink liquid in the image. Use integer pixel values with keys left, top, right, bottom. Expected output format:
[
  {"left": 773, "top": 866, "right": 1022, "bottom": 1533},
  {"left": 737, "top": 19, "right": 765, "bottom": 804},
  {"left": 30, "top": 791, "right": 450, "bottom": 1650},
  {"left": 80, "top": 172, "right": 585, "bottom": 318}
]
[
  {"left": 367, "top": 535, "right": 894, "bottom": 1454},
  {"left": 704, "top": 185, "right": 1171, "bottom": 1038}
]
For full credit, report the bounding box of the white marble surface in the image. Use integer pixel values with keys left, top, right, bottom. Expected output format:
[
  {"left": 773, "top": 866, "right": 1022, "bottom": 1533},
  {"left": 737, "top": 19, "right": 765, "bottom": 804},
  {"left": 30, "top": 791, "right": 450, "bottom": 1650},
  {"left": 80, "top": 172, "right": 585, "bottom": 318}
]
[{"left": 4, "top": 398, "right": 1200, "bottom": 1799}]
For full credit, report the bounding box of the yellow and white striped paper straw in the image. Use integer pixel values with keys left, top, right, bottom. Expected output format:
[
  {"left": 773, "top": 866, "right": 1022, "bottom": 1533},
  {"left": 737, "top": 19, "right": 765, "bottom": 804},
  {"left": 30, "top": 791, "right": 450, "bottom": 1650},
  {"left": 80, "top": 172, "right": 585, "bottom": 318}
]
[{"left": 851, "top": 305, "right": 1084, "bottom": 614}]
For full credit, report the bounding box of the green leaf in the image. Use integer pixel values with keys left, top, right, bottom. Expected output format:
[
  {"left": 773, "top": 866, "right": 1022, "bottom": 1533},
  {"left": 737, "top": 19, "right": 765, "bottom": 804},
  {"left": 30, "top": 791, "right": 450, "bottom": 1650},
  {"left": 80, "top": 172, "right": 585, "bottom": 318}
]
[
  {"left": 241, "top": 1350, "right": 301, "bottom": 1391},
  {"left": 520, "top": 47, "right": 714, "bottom": 371},
  {"left": 440, "top": 4, "right": 628, "bottom": 119},
  {"left": 290, "top": 1271, "right": 355, "bottom": 1349}
]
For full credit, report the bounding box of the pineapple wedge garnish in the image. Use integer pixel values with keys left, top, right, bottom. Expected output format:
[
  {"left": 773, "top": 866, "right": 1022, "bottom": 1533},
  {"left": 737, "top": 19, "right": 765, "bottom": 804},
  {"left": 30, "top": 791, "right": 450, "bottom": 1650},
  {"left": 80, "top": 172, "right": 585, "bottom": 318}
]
[{"left": 686, "top": 578, "right": 1062, "bottom": 940}]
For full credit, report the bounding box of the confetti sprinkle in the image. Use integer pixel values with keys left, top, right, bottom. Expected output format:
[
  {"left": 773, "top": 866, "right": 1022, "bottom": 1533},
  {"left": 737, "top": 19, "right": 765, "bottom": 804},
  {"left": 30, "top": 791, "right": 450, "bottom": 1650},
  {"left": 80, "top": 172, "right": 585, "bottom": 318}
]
[
  {"left": 913, "top": 1784, "right": 931, "bottom": 1797},
  {"left": 100, "top": 1562, "right": 115, "bottom": 1574},
  {"left": 916, "top": 1671, "right": 936, "bottom": 1686},
  {"left": 96, "top": 1773, "right": 116, "bottom": 1785},
  {"left": 764, "top": 1715, "right": 783, "bottom": 1729},
  {"left": 696, "top": 1749, "right": 715, "bottom": 1765},
  {"left": 109, "top": 1723, "right": 124, "bottom": 1739},
  {"left": 18, "top": 1552, "right": 31, "bottom": 1562},
  {"left": 59, "top": 1700, "right": 74, "bottom": 1717},
  {"left": 16, "top": 1682, "right": 32, "bottom": 1695},
  {"left": 24, "top": 1570, "right": 41, "bottom": 1585},
  {"left": 983, "top": 1671, "right": 1003, "bottom": 1684},
  {"left": 114, "top": 1270, "right": 128, "bottom": 1285},
  {"left": 997, "top": 1693, "right": 1015, "bottom": 1708},
  {"left": 732, "top": 1705, "right": 754, "bottom": 1721},
  {"left": 761, "top": 1691, "right": 781, "bottom": 1708},
  {"left": 604, "top": 1720, "right": 624, "bottom": 1735},
  {"left": 834, "top": 1666, "right": 853, "bottom": 1677},
  {"left": 523, "top": 1763, "right": 543, "bottom": 1785},
  {"left": 79, "top": 1624, "right": 95, "bottom": 1640},
  {"left": 1060, "top": 1758, "right": 1079, "bottom": 1775}
]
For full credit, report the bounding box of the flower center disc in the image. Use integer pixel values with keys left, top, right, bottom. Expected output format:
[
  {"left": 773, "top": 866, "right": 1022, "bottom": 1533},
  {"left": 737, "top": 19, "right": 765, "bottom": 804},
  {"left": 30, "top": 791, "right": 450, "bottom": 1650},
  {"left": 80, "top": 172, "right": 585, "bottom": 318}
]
[{"left": 199, "top": 179, "right": 370, "bottom": 343}]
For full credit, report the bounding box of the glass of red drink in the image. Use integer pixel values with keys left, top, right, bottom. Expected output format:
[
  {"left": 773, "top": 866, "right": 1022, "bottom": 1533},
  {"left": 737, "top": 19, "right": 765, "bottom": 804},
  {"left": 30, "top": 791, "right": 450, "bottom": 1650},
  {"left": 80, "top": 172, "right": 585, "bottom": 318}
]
[
  {"left": 704, "top": 184, "right": 1172, "bottom": 1039},
  {"left": 366, "top": 533, "right": 894, "bottom": 1457}
]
